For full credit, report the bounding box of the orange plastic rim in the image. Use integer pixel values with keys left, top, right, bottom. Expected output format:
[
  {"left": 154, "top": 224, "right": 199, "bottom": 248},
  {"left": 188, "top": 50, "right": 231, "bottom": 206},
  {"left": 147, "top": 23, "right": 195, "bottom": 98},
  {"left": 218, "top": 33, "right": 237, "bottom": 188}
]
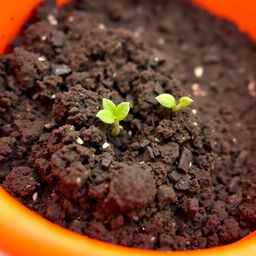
[{"left": 0, "top": 0, "right": 256, "bottom": 255}]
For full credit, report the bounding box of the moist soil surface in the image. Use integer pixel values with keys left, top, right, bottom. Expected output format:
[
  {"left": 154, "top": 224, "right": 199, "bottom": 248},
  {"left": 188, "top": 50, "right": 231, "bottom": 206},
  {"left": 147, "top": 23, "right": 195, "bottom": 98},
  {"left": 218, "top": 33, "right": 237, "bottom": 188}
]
[{"left": 1, "top": 0, "right": 256, "bottom": 251}]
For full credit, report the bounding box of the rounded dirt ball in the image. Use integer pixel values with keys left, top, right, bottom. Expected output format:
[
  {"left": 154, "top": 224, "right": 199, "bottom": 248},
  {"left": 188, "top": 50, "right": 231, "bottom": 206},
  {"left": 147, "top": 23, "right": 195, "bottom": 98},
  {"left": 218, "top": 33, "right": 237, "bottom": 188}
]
[{"left": 108, "top": 163, "right": 156, "bottom": 211}]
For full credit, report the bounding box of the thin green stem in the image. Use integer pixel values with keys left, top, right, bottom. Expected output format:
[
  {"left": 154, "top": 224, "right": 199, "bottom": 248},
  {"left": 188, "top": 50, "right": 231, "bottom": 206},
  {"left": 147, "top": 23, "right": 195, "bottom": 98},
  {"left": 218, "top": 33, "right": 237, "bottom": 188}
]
[
  {"left": 112, "top": 120, "right": 120, "bottom": 136},
  {"left": 172, "top": 103, "right": 182, "bottom": 113}
]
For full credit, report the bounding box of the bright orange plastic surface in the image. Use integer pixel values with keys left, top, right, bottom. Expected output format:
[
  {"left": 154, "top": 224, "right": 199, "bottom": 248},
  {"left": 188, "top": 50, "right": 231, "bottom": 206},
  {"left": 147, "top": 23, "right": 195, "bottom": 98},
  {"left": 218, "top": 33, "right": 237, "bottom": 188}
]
[
  {"left": 0, "top": 0, "right": 256, "bottom": 256},
  {"left": 0, "top": 188, "right": 255, "bottom": 256}
]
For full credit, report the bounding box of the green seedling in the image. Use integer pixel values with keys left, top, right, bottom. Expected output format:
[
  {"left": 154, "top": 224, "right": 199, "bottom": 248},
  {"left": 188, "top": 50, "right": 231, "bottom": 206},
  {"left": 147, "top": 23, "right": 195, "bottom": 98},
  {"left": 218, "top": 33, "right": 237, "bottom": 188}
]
[
  {"left": 96, "top": 98, "right": 130, "bottom": 136},
  {"left": 155, "top": 93, "right": 193, "bottom": 113}
]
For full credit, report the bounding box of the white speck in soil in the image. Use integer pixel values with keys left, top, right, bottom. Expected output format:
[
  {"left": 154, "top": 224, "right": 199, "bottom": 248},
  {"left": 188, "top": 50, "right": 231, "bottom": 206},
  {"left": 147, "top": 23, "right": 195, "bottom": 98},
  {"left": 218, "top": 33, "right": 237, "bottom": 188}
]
[
  {"left": 128, "top": 130, "right": 132, "bottom": 136},
  {"left": 102, "top": 142, "right": 110, "bottom": 149},
  {"left": 32, "top": 192, "right": 38, "bottom": 201},
  {"left": 98, "top": 23, "right": 106, "bottom": 30},
  {"left": 38, "top": 56, "right": 46, "bottom": 62},
  {"left": 76, "top": 137, "right": 84, "bottom": 145},
  {"left": 68, "top": 125, "right": 75, "bottom": 130},
  {"left": 192, "top": 109, "right": 197, "bottom": 115},
  {"left": 139, "top": 161, "right": 145, "bottom": 165},
  {"left": 248, "top": 80, "right": 256, "bottom": 97},
  {"left": 157, "top": 37, "right": 165, "bottom": 45},
  {"left": 150, "top": 237, "right": 156, "bottom": 242},
  {"left": 193, "top": 122, "right": 198, "bottom": 126},
  {"left": 41, "top": 35, "right": 47, "bottom": 41},
  {"left": 76, "top": 177, "right": 82, "bottom": 184},
  {"left": 132, "top": 216, "right": 139, "bottom": 221},
  {"left": 154, "top": 137, "right": 160, "bottom": 142},
  {"left": 191, "top": 83, "right": 206, "bottom": 96},
  {"left": 50, "top": 94, "right": 56, "bottom": 99},
  {"left": 68, "top": 16, "right": 74, "bottom": 22},
  {"left": 232, "top": 138, "right": 237, "bottom": 143},
  {"left": 47, "top": 14, "right": 58, "bottom": 26},
  {"left": 194, "top": 66, "right": 204, "bottom": 78}
]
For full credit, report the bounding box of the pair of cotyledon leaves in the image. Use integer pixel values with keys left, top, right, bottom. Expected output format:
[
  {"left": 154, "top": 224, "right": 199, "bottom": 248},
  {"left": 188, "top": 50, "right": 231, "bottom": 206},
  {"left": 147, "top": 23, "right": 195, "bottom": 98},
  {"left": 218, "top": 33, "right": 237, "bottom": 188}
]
[
  {"left": 155, "top": 94, "right": 193, "bottom": 110},
  {"left": 96, "top": 98, "right": 130, "bottom": 124}
]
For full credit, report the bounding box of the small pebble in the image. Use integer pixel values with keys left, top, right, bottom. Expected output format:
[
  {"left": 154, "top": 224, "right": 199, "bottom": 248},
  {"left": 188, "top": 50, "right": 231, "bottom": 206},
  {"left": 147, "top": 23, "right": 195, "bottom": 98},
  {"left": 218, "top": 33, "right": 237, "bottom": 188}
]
[
  {"left": 168, "top": 171, "right": 186, "bottom": 182},
  {"left": 178, "top": 148, "right": 193, "bottom": 173},
  {"left": 52, "top": 64, "right": 71, "bottom": 76},
  {"left": 101, "top": 153, "right": 113, "bottom": 169},
  {"left": 44, "top": 122, "right": 55, "bottom": 129},
  {"left": 128, "top": 130, "right": 132, "bottom": 136},
  {"left": 102, "top": 142, "right": 110, "bottom": 149},
  {"left": 32, "top": 192, "right": 38, "bottom": 201},
  {"left": 144, "top": 146, "right": 155, "bottom": 161},
  {"left": 175, "top": 175, "right": 191, "bottom": 190},
  {"left": 51, "top": 31, "right": 65, "bottom": 47},
  {"left": 140, "top": 139, "right": 150, "bottom": 149},
  {"left": 229, "top": 177, "right": 240, "bottom": 193},
  {"left": 76, "top": 137, "right": 84, "bottom": 145},
  {"left": 194, "top": 66, "right": 204, "bottom": 78},
  {"left": 50, "top": 94, "right": 56, "bottom": 99},
  {"left": 234, "top": 150, "right": 249, "bottom": 168},
  {"left": 152, "top": 146, "right": 161, "bottom": 157}
]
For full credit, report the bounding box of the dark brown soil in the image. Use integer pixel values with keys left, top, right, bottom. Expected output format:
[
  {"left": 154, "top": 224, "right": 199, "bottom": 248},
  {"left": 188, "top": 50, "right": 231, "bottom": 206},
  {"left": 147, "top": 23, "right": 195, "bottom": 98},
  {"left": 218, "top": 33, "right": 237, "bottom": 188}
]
[{"left": 1, "top": 0, "right": 256, "bottom": 251}]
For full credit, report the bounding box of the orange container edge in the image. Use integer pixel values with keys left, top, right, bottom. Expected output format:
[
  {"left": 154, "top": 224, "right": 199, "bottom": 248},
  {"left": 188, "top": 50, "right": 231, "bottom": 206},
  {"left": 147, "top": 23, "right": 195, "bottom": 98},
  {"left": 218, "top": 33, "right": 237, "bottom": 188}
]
[{"left": 0, "top": 0, "right": 256, "bottom": 255}]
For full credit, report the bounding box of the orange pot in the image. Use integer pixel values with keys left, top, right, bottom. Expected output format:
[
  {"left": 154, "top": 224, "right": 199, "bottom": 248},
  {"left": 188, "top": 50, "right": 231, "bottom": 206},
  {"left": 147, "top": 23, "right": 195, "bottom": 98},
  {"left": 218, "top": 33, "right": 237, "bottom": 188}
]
[{"left": 0, "top": 0, "right": 255, "bottom": 255}]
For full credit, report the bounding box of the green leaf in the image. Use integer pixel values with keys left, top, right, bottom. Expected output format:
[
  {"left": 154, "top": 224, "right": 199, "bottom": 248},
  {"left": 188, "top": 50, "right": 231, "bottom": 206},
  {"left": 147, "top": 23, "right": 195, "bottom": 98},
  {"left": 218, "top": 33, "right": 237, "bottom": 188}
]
[
  {"left": 179, "top": 97, "right": 193, "bottom": 107},
  {"left": 116, "top": 102, "right": 130, "bottom": 121},
  {"left": 96, "top": 109, "right": 115, "bottom": 124},
  {"left": 155, "top": 93, "right": 176, "bottom": 109},
  {"left": 102, "top": 98, "right": 116, "bottom": 115}
]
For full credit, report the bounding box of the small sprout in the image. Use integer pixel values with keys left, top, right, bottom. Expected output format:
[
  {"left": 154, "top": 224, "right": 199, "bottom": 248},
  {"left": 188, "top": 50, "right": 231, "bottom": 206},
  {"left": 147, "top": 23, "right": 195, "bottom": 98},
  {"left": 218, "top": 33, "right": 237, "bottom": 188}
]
[
  {"left": 96, "top": 98, "right": 130, "bottom": 136},
  {"left": 155, "top": 93, "right": 193, "bottom": 113}
]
